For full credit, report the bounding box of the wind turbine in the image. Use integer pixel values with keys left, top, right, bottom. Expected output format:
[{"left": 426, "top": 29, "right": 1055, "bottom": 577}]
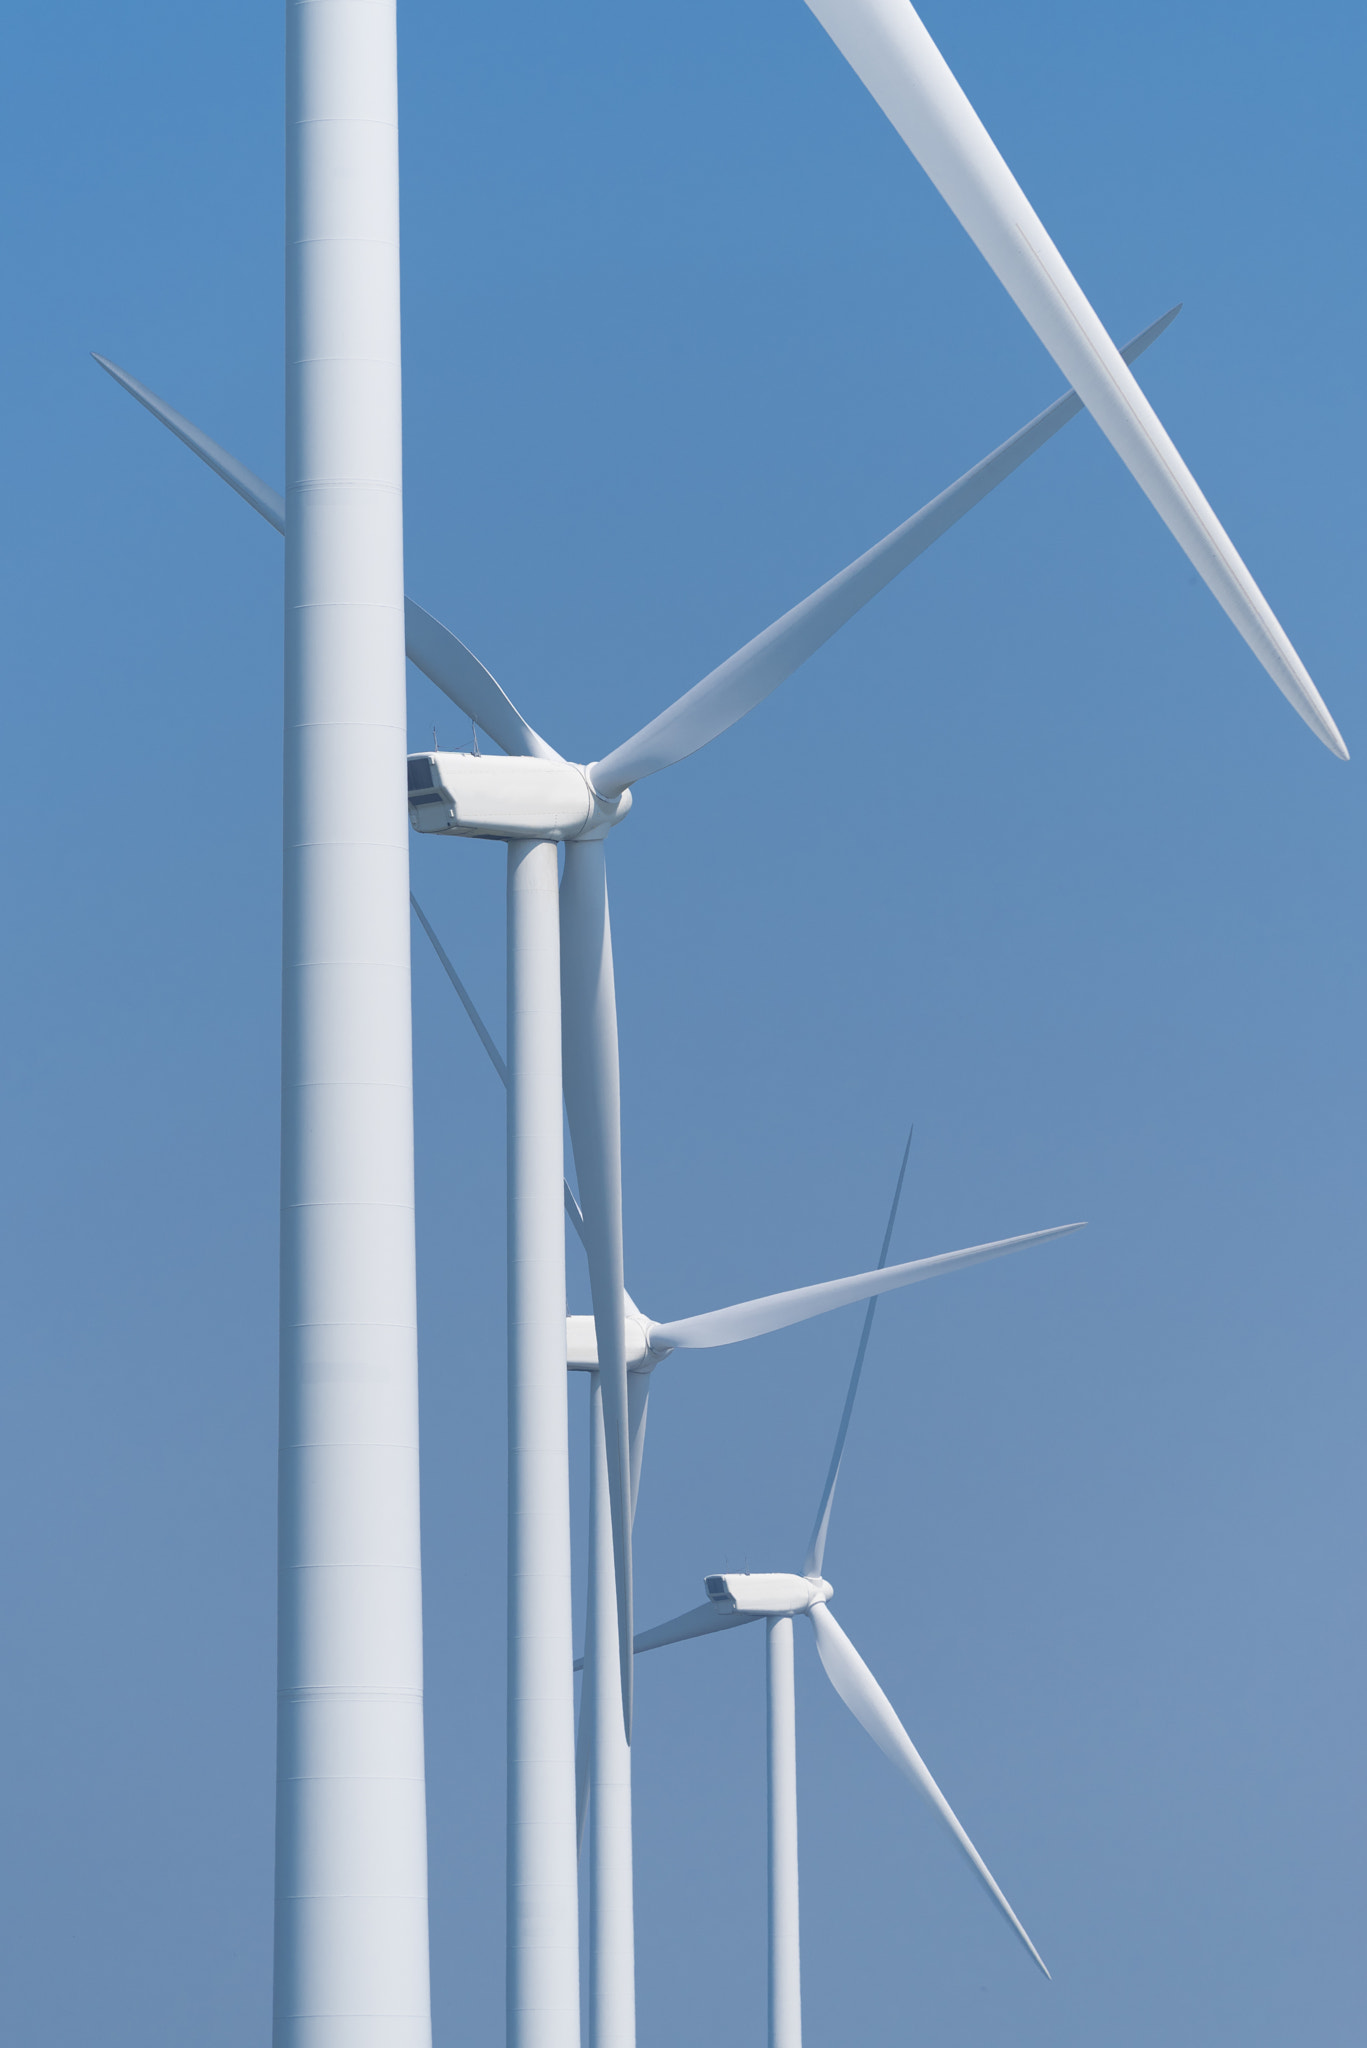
[
  {"left": 97, "top": 259, "right": 1318, "bottom": 2045},
  {"left": 94, "top": 297, "right": 1175, "bottom": 1771},
  {"left": 410, "top": 900, "right": 1076, "bottom": 2048},
  {"left": 275, "top": 7, "right": 430, "bottom": 2047},
  {"left": 632, "top": 1131, "right": 1050, "bottom": 2045}
]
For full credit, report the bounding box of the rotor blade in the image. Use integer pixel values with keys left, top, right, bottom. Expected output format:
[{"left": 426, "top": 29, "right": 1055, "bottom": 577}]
[
  {"left": 802, "top": 0, "right": 1346, "bottom": 760},
  {"left": 627, "top": 1370, "right": 651, "bottom": 1526},
  {"left": 92, "top": 353, "right": 558, "bottom": 758},
  {"left": 410, "top": 893, "right": 507, "bottom": 1083},
  {"left": 576, "top": 1683, "right": 590, "bottom": 1860},
  {"left": 409, "top": 894, "right": 588, "bottom": 1248},
  {"left": 805, "top": 1123, "right": 913, "bottom": 1578},
  {"left": 808, "top": 1602, "right": 1048, "bottom": 1976},
  {"left": 92, "top": 351, "right": 286, "bottom": 531},
  {"left": 649, "top": 1222, "right": 1083, "bottom": 1353},
  {"left": 403, "top": 599, "right": 561, "bottom": 761},
  {"left": 560, "top": 838, "right": 634, "bottom": 1738},
  {"left": 634, "top": 1602, "right": 762, "bottom": 1656},
  {"left": 589, "top": 304, "right": 1180, "bottom": 798}
]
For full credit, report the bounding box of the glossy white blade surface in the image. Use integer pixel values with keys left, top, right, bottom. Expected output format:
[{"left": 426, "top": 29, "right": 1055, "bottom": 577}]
[
  {"left": 803, "top": 0, "right": 1345, "bottom": 758},
  {"left": 805, "top": 1124, "right": 914, "bottom": 1578},
  {"left": 627, "top": 1367, "right": 650, "bottom": 1525},
  {"left": 403, "top": 600, "right": 560, "bottom": 760},
  {"left": 590, "top": 307, "right": 1180, "bottom": 798},
  {"left": 93, "top": 354, "right": 557, "bottom": 758},
  {"left": 560, "top": 839, "right": 635, "bottom": 1737},
  {"left": 633, "top": 1603, "right": 761, "bottom": 1656},
  {"left": 649, "top": 1223, "right": 1082, "bottom": 1352},
  {"left": 93, "top": 352, "right": 287, "bottom": 529},
  {"left": 808, "top": 1603, "right": 1048, "bottom": 1975}
]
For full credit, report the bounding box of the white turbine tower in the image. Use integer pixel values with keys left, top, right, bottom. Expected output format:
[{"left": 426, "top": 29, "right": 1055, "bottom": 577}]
[
  {"left": 277, "top": 5, "right": 429, "bottom": 2048},
  {"left": 407, "top": 908, "right": 1071, "bottom": 2048},
  {"left": 633, "top": 1134, "right": 1050, "bottom": 2044},
  {"left": 92, "top": 297, "right": 1178, "bottom": 1771}
]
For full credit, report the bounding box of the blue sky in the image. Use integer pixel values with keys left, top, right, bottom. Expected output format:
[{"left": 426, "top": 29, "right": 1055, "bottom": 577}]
[{"left": 0, "top": 4, "right": 1362, "bottom": 2043}]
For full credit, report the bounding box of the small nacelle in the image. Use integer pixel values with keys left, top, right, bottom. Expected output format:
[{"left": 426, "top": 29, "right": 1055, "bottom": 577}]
[
  {"left": 407, "top": 751, "right": 630, "bottom": 842},
  {"left": 704, "top": 1571, "right": 833, "bottom": 1617},
  {"left": 566, "top": 1313, "right": 653, "bottom": 1370}
]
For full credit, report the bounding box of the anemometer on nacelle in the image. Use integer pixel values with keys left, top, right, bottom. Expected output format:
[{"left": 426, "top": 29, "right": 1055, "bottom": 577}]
[{"left": 407, "top": 750, "right": 631, "bottom": 843}]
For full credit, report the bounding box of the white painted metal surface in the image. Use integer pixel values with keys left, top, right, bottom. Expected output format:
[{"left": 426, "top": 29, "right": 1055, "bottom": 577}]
[
  {"left": 707, "top": 1573, "right": 832, "bottom": 1617},
  {"left": 274, "top": 3, "right": 431, "bottom": 2044},
  {"left": 408, "top": 753, "right": 608, "bottom": 841},
  {"left": 506, "top": 839, "right": 581, "bottom": 2048},
  {"left": 767, "top": 1618, "right": 802, "bottom": 2048},
  {"left": 567, "top": 1314, "right": 651, "bottom": 1371},
  {"left": 587, "top": 1377, "right": 636, "bottom": 2048}
]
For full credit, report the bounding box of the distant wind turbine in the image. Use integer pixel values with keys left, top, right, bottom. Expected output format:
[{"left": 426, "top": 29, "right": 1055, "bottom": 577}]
[
  {"left": 409, "top": 903, "right": 1073, "bottom": 2048},
  {"left": 632, "top": 1128, "right": 1051, "bottom": 2047}
]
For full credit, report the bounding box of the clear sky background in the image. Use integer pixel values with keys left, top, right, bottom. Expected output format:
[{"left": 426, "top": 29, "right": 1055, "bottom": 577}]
[{"left": 0, "top": 3, "right": 1362, "bottom": 2043}]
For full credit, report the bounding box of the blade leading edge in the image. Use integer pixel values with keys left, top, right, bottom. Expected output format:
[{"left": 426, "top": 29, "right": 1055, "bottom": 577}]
[
  {"left": 633, "top": 1603, "right": 761, "bottom": 1657},
  {"left": 808, "top": 1602, "right": 1048, "bottom": 1976},
  {"left": 801, "top": 0, "right": 1346, "bottom": 758},
  {"left": 91, "top": 353, "right": 558, "bottom": 759},
  {"left": 805, "top": 1123, "right": 914, "bottom": 1578},
  {"left": 648, "top": 1222, "right": 1084, "bottom": 1353},
  {"left": 588, "top": 304, "right": 1181, "bottom": 797}
]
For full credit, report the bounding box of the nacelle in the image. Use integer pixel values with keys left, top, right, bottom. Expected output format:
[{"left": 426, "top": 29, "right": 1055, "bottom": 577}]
[
  {"left": 704, "top": 1571, "right": 833, "bottom": 1617},
  {"left": 566, "top": 1312, "right": 652, "bottom": 1371},
  {"left": 407, "top": 751, "right": 630, "bottom": 842}
]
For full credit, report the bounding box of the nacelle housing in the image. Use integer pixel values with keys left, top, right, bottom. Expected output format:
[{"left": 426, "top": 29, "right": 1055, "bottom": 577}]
[
  {"left": 566, "top": 1313, "right": 652, "bottom": 1370},
  {"left": 704, "top": 1571, "right": 833, "bottom": 1617},
  {"left": 407, "top": 751, "right": 629, "bottom": 842}
]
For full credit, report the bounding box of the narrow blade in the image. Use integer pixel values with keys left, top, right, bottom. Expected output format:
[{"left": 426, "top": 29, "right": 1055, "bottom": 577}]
[
  {"left": 410, "top": 893, "right": 508, "bottom": 1083},
  {"left": 802, "top": 0, "right": 1346, "bottom": 758},
  {"left": 634, "top": 1602, "right": 761, "bottom": 1656},
  {"left": 409, "top": 894, "right": 587, "bottom": 1248},
  {"left": 576, "top": 1628, "right": 592, "bottom": 1860},
  {"left": 92, "top": 352, "right": 286, "bottom": 530},
  {"left": 809, "top": 1602, "right": 1048, "bottom": 1976},
  {"left": 648, "top": 1222, "right": 1083, "bottom": 1353},
  {"left": 589, "top": 305, "right": 1181, "bottom": 797},
  {"left": 560, "top": 838, "right": 635, "bottom": 1737},
  {"left": 627, "top": 1367, "right": 651, "bottom": 1525},
  {"left": 92, "top": 354, "right": 558, "bottom": 757},
  {"left": 805, "top": 1123, "right": 914, "bottom": 1578},
  {"left": 403, "top": 599, "right": 561, "bottom": 761}
]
